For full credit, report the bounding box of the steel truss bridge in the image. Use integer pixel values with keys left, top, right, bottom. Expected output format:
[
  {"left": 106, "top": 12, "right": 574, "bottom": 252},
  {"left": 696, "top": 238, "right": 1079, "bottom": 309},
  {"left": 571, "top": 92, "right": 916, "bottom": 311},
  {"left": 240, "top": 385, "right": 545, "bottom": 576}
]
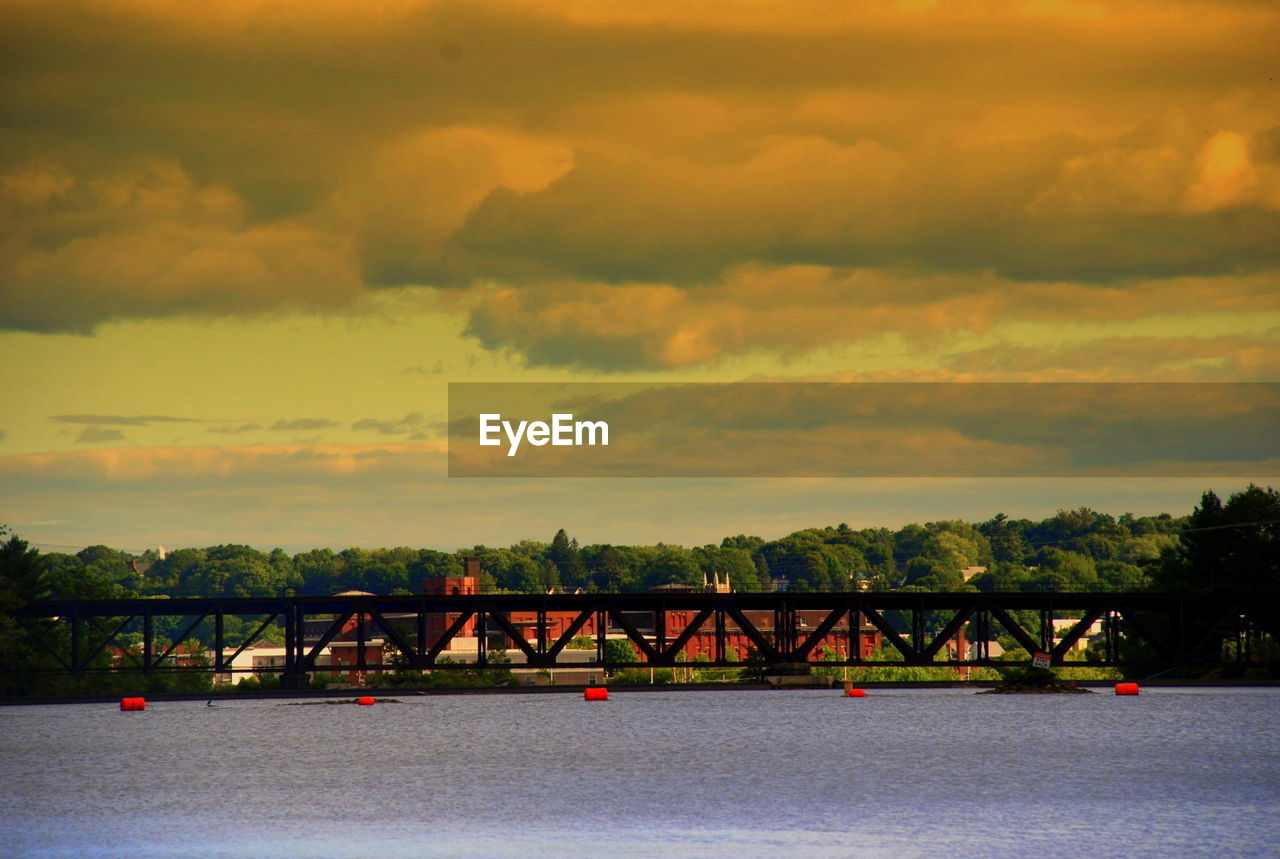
[{"left": 11, "top": 591, "right": 1279, "bottom": 687}]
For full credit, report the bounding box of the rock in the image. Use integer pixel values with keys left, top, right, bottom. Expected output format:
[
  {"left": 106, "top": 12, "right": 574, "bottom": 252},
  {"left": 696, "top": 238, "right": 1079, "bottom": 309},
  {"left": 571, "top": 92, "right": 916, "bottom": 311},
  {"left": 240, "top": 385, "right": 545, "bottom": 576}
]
[{"left": 980, "top": 681, "right": 1092, "bottom": 694}]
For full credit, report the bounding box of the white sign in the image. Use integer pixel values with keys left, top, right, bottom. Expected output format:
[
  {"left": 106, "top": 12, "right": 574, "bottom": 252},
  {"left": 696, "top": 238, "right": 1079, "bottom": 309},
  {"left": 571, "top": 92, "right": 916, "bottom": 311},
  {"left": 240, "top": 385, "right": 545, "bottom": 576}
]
[{"left": 1032, "top": 652, "right": 1051, "bottom": 669}]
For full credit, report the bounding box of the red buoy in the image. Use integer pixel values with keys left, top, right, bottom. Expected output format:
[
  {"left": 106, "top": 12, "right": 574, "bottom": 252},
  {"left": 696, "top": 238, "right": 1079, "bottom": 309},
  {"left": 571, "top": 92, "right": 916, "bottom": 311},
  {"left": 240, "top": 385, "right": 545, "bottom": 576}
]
[
  {"left": 844, "top": 688, "right": 866, "bottom": 698},
  {"left": 119, "top": 697, "right": 146, "bottom": 711},
  {"left": 584, "top": 686, "right": 608, "bottom": 701},
  {"left": 357, "top": 696, "right": 376, "bottom": 706},
  {"left": 1115, "top": 682, "right": 1140, "bottom": 696}
]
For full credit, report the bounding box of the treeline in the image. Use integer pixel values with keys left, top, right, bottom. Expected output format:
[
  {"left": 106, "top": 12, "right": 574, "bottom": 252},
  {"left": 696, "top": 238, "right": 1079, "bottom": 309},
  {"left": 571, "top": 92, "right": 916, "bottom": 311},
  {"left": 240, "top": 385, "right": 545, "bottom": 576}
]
[{"left": 20, "top": 485, "right": 1279, "bottom": 600}]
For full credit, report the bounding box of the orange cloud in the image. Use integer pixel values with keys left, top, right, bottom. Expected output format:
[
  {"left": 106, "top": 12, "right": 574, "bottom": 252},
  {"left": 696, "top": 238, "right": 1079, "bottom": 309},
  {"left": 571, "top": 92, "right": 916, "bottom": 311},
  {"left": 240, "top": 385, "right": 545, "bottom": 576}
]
[
  {"left": 457, "top": 269, "right": 1280, "bottom": 370},
  {"left": 0, "top": 441, "right": 446, "bottom": 484},
  {"left": 0, "top": 158, "right": 360, "bottom": 331},
  {"left": 2, "top": 0, "right": 1277, "bottom": 377}
]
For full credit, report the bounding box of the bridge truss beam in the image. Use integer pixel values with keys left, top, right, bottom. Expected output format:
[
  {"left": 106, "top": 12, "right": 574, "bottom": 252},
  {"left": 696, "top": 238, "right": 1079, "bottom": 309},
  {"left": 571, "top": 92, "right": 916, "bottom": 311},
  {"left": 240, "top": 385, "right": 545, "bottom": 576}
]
[{"left": 10, "top": 591, "right": 1278, "bottom": 683}]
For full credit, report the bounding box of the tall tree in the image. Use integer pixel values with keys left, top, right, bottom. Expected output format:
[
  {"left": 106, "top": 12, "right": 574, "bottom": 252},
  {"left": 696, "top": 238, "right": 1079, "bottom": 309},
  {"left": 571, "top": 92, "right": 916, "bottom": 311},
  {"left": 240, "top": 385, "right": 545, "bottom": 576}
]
[
  {"left": 0, "top": 527, "right": 48, "bottom": 611},
  {"left": 1156, "top": 485, "right": 1280, "bottom": 593},
  {"left": 548, "top": 529, "right": 587, "bottom": 587}
]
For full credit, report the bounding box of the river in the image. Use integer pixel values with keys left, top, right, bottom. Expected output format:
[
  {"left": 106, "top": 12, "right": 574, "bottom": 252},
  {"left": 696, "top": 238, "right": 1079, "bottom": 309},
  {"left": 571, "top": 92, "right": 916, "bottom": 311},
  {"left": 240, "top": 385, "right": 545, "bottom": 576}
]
[{"left": 2, "top": 687, "right": 1278, "bottom": 857}]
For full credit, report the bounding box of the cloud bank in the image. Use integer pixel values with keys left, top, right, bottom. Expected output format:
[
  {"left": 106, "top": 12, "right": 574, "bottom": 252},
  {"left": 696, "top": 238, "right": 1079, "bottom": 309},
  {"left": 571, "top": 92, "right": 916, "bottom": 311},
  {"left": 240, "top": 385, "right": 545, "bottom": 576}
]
[{"left": 2, "top": 0, "right": 1277, "bottom": 371}]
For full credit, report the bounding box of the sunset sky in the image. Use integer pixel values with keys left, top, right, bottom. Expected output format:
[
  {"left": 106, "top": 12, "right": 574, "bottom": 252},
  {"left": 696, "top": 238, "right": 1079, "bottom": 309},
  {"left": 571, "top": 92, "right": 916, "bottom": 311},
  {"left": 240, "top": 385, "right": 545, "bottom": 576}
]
[{"left": 1, "top": 0, "right": 1277, "bottom": 552}]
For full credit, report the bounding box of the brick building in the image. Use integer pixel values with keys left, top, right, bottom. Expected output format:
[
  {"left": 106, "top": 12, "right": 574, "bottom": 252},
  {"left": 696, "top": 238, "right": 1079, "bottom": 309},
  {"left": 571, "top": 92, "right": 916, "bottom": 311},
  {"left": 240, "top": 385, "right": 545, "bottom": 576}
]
[{"left": 420, "top": 561, "right": 882, "bottom": 662}]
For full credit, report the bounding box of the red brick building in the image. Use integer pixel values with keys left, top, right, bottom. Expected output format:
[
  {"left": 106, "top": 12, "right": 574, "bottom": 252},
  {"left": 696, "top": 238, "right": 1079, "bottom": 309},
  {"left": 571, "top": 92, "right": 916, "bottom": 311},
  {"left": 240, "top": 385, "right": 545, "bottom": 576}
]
[
  {"left": 421, "top": 561, "right": 882, "bottom": 662},
  {"left": 421, "top": 558, "right": 480, "bottom": 643}
]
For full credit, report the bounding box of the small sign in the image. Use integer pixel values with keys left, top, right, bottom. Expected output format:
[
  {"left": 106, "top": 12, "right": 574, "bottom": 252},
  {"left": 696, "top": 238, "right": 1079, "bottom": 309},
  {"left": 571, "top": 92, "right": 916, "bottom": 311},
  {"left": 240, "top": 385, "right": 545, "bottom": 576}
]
[{"left": 1032, "top": 652, "right": 1051, "bottom": 669}]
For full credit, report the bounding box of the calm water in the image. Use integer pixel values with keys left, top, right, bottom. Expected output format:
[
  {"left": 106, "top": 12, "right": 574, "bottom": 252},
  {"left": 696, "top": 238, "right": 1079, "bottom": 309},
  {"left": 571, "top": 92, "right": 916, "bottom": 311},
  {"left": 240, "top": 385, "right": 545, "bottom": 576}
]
[{"left": 1, "top": 688, "right": 1278, "bottom": 857}]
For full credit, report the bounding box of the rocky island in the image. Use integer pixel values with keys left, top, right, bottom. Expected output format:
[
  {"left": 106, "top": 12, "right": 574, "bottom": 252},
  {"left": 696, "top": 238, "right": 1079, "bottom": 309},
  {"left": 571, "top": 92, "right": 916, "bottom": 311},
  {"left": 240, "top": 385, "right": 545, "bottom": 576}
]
[{"left": 980, "top": 667, "right": 1094, "bottom": 694}]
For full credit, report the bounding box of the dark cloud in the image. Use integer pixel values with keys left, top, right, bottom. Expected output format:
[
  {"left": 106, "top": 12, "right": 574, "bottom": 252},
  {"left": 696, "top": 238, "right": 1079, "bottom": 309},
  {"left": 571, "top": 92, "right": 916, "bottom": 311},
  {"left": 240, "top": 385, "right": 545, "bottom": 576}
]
[
  {"left": 939, "top": 332, "right": 1280, "bottom": 381},
  {"left": 269, "top": 418, "right": 338, "bottom": 431},
  {"left": 351, "top": 413, "right": 430, "bottom": 436},
  {"left": 1249, "top": 126, "right": 1280, "bottom": 163},
  {"left": 52, "top": 414, "right": 201, "bottom": 426},
  {"left": 449, "top": 143, "right": 1280, "bottom": 287},
  {"left": 207, "top": 423, "right": 262, "bottom": 434},
  {"left": 74, "top": 426, "right": 125, "bottom": 444},
  {"left": 403, "top": 362, "right": 446, "bottom": 376}
]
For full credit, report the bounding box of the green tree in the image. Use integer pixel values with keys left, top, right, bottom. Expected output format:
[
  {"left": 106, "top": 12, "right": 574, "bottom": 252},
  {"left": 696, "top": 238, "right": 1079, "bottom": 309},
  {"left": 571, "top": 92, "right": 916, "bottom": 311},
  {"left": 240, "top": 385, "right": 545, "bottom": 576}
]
[
  {"left": 692, "top": 545, "right": 760, "bottom": 591},
  {"left": 0, "top": 527, "right": 49, "bottom": 610},
  {"left": 293, "top": 547, "right": 342, "bottom": 595},
  {"left": 75, "top": 545, "right": 141, "bottom": 590},
  {"left": 603, "top": 638, "right": 638, "bottom": 668},
  {"left": 637, "top": 545, "right": 701, "bottom": 590},
  {"left": 1155, "top": 485, "right": 1280, "bottom": 593},
  {"left": 472, "top": 547, "right": 547, "bottom": 592},
  {"left": 970, "top": 561, "right": 1030, "bottom": 592},
  {"left": 539, "top": 558, "right": 562, "bottom": 592},
  {"left": 759, "top": 531, "right": 848, "bottom": 591},
  {"left": 922, "top": 521, "right": 988, "bottom": 568},
  {"left": 1097, "top": 560, "right": 1147, "bottom": 592},
  {"left": 902, "top": 557, "right": 963, "bottom": 591},
  {"left": 0, "top": 529, "right": 154, "bottom": 696},
  {"left": 408, "top": 550, "right": 464, "bottom": 588},
  {"left": 586, "top": 544, "right": 635, "bottom": 592},
  {"left": 44, "top": 562, "right": 124, "bottom": 600},
  {"left": 1033, "top": 547, "right": 1098, "bottom": 591},
  {"left": 549, "top": 529, "right": 588, "bottom": 588},
  {"left": 980, "top": 513, "right": 1032, "bottom": 564},
  {"left": 0, "top": 529, "right": 49, "bottom": 695}
]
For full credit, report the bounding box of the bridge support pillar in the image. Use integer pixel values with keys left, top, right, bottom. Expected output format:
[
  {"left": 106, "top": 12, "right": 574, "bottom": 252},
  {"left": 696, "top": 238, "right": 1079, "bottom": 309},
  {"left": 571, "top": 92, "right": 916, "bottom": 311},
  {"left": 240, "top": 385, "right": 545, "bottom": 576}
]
[{"left": 279, "top": 672, "right": 310, "bottom": 691}]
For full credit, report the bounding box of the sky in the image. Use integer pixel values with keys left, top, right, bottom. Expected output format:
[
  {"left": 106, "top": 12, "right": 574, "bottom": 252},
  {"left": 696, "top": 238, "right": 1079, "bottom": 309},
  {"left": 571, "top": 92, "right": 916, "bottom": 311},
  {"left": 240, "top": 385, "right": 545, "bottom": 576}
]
[{"left": 1, "top": 0, "right": 1277, "bottom": 553}]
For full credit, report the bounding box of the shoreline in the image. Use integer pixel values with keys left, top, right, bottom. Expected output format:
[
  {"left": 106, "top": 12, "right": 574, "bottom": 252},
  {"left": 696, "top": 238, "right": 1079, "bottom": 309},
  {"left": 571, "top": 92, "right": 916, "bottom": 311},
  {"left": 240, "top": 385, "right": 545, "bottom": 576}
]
[{"left": 3, "top": 677, "right": 1278, "bottom": 707}]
